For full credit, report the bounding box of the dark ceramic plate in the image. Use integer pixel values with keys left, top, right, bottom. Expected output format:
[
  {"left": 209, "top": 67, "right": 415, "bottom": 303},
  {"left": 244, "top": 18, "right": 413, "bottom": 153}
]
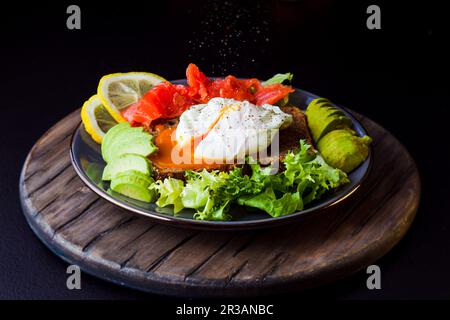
[{"left": 70, "top": 80, "right": 372, "bottom": 230}]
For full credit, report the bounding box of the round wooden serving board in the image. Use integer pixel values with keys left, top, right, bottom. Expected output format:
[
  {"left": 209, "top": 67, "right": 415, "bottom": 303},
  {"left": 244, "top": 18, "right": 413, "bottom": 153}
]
[{"left": 20, "top": 109, "right": 420, "bottom": 297}]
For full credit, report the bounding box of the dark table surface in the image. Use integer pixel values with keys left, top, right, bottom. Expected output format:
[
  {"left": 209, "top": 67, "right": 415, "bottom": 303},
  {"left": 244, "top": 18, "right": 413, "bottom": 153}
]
[{"left": 1, "top": 1, "right": 449, "bottom": 300}]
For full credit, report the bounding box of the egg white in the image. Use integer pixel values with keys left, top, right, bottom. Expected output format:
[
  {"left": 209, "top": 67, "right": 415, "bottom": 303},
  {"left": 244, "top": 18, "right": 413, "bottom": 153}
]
[{"left": 175, "top": 98, "right": 293, "bottom": 163}]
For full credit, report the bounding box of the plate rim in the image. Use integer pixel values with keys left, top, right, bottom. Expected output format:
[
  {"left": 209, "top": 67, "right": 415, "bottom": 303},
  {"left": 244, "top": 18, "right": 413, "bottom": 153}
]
[{"left": 69, "top": 86, "right": 373, "bottom": 230}]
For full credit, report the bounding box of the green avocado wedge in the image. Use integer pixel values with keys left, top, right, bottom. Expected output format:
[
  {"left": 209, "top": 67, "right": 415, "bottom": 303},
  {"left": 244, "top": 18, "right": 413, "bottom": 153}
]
[
  {"left": 102, "top": 153, "right": 151, "bottom": 181},
  {"left": 317, "top": 129, "right": 372, "bottom": 173},
  {"left": 305, "top": 98, "right": 352, "bottom": 142},
  {"left": 101, "top": 122, "right": 134, "bottom": 160},
  {"left": 110, "top": 170, "right": 157, "bottom": 202},
  {"left": 101, "top": 123, "right": 157, "bottom": 163}
]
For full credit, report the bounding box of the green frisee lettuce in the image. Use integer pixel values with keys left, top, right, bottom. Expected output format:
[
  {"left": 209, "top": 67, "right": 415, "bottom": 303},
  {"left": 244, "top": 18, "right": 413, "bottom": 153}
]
[
  {"left": 262, "top": 73, "right": 294, "bottom": 86},
  {"left": 149, "top": 140, "right": 349, "bottom": 220},
  {"left": 149, "top": 177, "right": 185, "bottom": 213}
]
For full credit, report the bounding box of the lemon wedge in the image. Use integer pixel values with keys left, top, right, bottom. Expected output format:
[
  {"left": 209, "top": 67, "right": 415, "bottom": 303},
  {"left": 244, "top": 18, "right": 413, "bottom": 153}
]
[
  {"left": 81, "top": 95, "right": 118, "bottom": 143},
  {"left": 97, "top": 72, "right": 165, "bottom": 122}
]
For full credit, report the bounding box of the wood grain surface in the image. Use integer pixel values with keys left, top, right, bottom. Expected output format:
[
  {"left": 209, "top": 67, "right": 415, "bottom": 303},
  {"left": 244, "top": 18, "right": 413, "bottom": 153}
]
[{"left": 19, "top": 109, "right": 420, "bottom": 297}]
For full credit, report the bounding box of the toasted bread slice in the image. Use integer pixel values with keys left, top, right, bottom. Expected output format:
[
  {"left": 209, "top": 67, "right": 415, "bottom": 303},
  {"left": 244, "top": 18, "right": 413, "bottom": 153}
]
[
  {"left": 279, "top": 105, "right": 312, "bottom": 156},
  {"left": 150, "top": 105, "right": 312, "bottom": 180},
  {"left": 257, "top": 105, "right": 313, "bottom": 167}
]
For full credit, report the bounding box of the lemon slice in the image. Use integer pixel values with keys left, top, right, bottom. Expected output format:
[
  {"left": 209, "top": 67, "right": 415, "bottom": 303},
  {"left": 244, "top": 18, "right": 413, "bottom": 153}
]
[
  {"left": 97, "top": 72, "right": 165, "bottom": 122},
  {"left": 81, "top": 95, "right": 118, "bottom": 143}
]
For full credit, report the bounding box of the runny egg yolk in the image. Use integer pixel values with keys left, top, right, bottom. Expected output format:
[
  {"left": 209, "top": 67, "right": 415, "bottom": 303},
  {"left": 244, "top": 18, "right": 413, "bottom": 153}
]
[
  {"left": 150, "top": 103, "right": 241, "bottom": 169},
  {"left": 149, "top": 125, "right": 224, "bottom": 170}
]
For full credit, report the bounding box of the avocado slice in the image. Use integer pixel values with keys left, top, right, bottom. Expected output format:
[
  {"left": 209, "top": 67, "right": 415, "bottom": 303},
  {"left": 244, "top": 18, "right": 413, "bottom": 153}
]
[
  {"left": 110, "top": 170, "right": 156, "bottom": 202},
  {"left": 102, "top": 153, "right": 151, "bottom": 181},
  {"left": 306, "top": 98, "right": 353, "bottom": 142},
  {"left": 313, "top": 98, "right": 330, "bottom": 104},
  {"left": 101, "top": 122, "right": 133, "bottom": 161},
  {"left": 317, "top": 129, "right": 372, "bottom": 173},
  {"left": 102, "top": 123, "right": 157, "bottom": 163},
  {"left": 105, "top": 133, "right": 157, "bottom": 163}
]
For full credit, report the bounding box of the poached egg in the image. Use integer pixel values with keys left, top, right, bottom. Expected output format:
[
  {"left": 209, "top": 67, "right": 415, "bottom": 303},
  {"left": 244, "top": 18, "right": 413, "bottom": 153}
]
[{"left": 175, "top": 98, "right": 293, "bottom": 163}]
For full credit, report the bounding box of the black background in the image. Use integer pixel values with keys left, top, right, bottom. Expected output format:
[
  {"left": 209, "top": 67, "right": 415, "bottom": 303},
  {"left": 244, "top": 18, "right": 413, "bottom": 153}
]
[{"left": 1, "top": 0, "right": 449, "bottom": 301}]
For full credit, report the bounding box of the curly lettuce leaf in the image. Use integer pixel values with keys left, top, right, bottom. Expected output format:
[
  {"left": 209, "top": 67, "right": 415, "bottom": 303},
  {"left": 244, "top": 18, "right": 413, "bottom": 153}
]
[
  {"left": 262, "top": 73, "right": 294, "bottom": 86},
  {"left": 249, "top": 161, "right": 290, "bottom": 193},
  {"left": 149, "top": 140, "right": 349, "bottom": 220},
  {"left": 181, "top": 169, "right": 229, "bottom": 210},
  {"left": 149, "top": 177, "right": 185, "bottom": 213},
  {"left": 194, "top": 168, "right": 264, "bottom": 221},
  {"left": 283, "top": 140, "right": 349, "bottom": 205},
  {"left": 238, "top": 187, "right": 302, "bottom": 217},
  {"left": 236, "top": 140, "right": 348, "bottom": 215},
  {"left": 195, "top": 197, "right": 231, "bottom": 221},
  {"left": 216, "top": 167, "right": 265, "bottom": 199}
]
